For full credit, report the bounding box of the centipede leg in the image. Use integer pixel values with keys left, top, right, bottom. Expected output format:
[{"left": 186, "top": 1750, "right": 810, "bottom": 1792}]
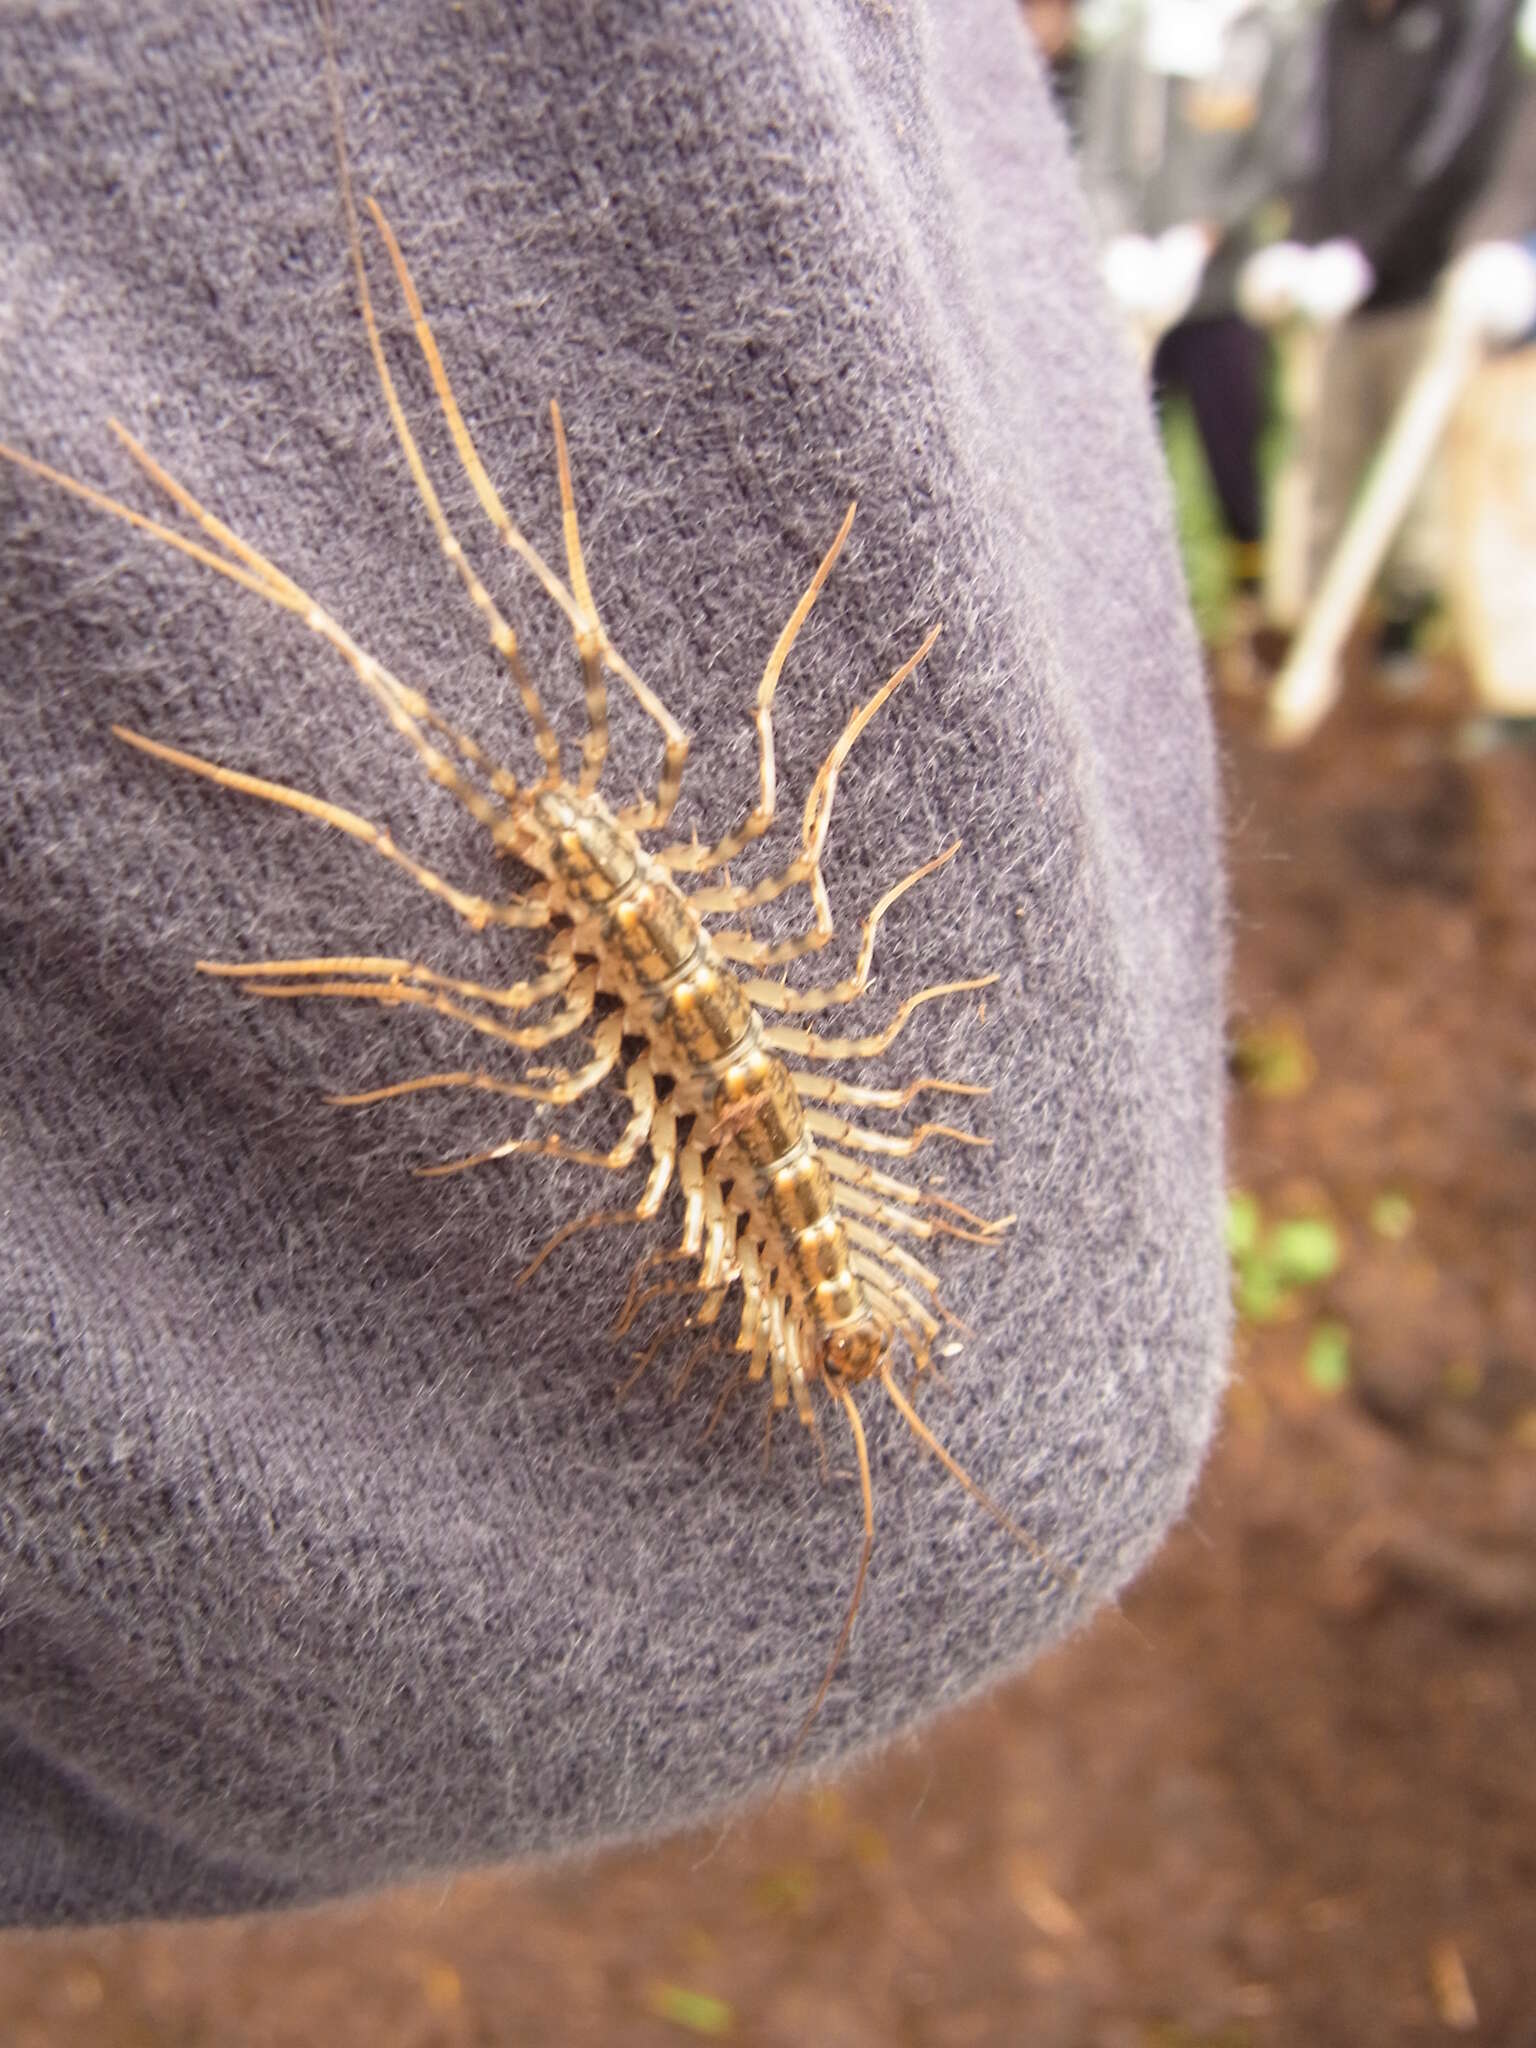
[
  {"left": 762, "top": 975, "right": 997, "bottom": 1063},
  {"left": 616, "top": 1310, "right": 694, "bottom": 1402},
  {"left": 839, "top": 1219, "right": 944, "bottom": 1300},
  {"left": 670, "top": 1330, "right": 724, "bottom": 1402},
  {"left": 824, "top": 1177, "right": 1008, "bottom": 1254},
  {"left": 416, "top": 1047, "right": 654, "bottom": 1180},
  {"left": 793, "top": 1070, "right": 988, "bottom": 1110},
  {"left": 698, "top": 1367, "right": 746, "bottom": 1444},
  {"left": 686, "top": 623, "right": 942, "bottom": 958},
  {"left": 521, "top": 1199, "right": 660, "bottom": 1291},
  {"left": 851, "top": 1260, "right": 941, "bottom": 1352},
  {"left": 655, "top": 502, "right": 856, "bottom": 877},
  {"left": 801, "top": 1107, "right": 990, "bottom": 1160},
  {"left": 718, "top": 845, "right": 959, "bottom": 1008},
  {"left": 111, "top": 727, "right": 546, "bottom": 936},
  {"left": 198, "top": 948, "right": 572, "bottom": 1013},
  {"left": 520, "top": 1086, "right": 677, "bottom": 1291},
  {"left": 337, "top": 1010, "right": 624, "bottom": 1118},
  {"left": 78, "top": 425, "right": 532, "bottom": 850},
  {"left": 818, "top": 1147, "right": 1013, "bottom": 1236},
  {"left": 206, "top": 964, "right": 597, "bottom": 1062}
]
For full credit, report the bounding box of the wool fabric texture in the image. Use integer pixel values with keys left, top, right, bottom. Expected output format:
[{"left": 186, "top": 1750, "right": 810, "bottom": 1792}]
[{"left": 0, "top": 0, "right": 1229, "bottom": 1925}]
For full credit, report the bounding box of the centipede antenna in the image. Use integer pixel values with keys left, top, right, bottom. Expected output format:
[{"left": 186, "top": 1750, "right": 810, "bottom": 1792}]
[{"left": 357, "top": 196, "right": 690, "bottom": 824}]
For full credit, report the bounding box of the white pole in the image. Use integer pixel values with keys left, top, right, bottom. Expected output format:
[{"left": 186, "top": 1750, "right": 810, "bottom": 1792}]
[
  {"left": 1263, "top": 320, "right": 1323, "bottom": 632},
  {"left": 1235, "top": 244, "right": 1332, "bottom": 634},
  {"left": 1266, "top": 242, "right": 1536, "bottom": 746},
  {"left": 1266, "top": 310, "right": 1481, "bottom": 744}
]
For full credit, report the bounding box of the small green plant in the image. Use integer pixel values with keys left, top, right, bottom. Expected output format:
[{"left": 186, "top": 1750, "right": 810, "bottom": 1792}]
[
  {"left": 1304, "top": 1321, "right": 1351, "bottom": 1395},
  {"left": 643, "top": 1982, "right": 734, "bottom": 2037},
  {"left": 1227, "top": 1193, "right": 1341, "bottom": 1323},
  {"left": 1228, "top": 1192, "right": 1350, "bottom": 1393}
]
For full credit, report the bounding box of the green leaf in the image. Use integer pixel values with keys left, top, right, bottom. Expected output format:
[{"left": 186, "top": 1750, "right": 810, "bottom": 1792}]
[
  {"left": 1304, "top": 1322, "right": 1351, "bottom": 1395},
  {"left": 1236, "top": 1256, "right": 1288, "bottom": 1324},
  {"left": 643, "top": 1983, "right": 734, "bottom": 2037},
  {"left": 1267, "top": 1217, "right": 1341, "bottom": 1287},
  {"left": 1225, "top": 1191, "right": 1262, "bottom": 1258}
]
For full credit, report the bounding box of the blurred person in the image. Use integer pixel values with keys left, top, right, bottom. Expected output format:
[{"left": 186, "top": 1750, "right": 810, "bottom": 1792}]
[
  {"left": 1022, "top": 0, "right": 1085, "bottom": 125},
  {"left": 1289, "top": 0, "right": 1524, "bottom": 668},
  {"left": 1079, "top": 0, "right": 1320, "bottom": 647}
]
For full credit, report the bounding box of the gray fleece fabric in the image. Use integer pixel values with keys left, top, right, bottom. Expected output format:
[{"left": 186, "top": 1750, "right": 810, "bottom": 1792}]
[{"left": 0, "top": 0, "right": 1228, "bottom": 1925}]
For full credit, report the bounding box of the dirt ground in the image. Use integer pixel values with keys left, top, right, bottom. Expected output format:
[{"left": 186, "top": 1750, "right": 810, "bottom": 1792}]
[{"left": 3, "top": 665, "right": 1534, "bottom": 2047}]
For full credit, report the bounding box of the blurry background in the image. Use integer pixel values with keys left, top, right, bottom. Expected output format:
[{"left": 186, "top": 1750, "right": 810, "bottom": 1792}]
[{"left": 4, "top": 1, "right": 1535, "bottom": 2040}]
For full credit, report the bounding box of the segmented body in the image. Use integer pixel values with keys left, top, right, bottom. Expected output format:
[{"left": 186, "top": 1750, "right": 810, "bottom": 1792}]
[{"left": 527, "top": 783, "right": 888, "bottom": 1415}]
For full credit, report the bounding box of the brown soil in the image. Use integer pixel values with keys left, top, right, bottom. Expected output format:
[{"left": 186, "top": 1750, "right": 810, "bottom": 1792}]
[{"left": 5, "top": 670, "right": 1534, "bottom": 2048}]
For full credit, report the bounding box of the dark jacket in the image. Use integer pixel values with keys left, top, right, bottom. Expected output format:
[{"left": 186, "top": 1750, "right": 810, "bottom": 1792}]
[{"left": 1292, "top": 0, "right": 1523, "bottom": 311}]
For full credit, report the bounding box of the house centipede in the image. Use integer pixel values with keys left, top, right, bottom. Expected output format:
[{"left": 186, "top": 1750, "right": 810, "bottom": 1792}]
[{"left": 0, "top": 44, "right": 1064, "bottom": 1759}]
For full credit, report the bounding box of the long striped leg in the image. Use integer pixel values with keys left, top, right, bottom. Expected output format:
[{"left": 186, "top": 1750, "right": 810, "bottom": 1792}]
[
  {"left": 656, "top": 502, "right": 857, "bottom": 876},
  {"left": 732, "top": 844, "right": 964, "bottom": 1012},
  {"left": 762, "top": 975, "right": 996, "bottom": 1063},
  {"left": 3, "top": 424, "right": 535, "bottom": 858},
  {"left": 416, "top": 1047, "right": 654, "bottom": 1180},
  {"left": 838, "top": 1218, "right": 965, "bottom": 1328},
  {"left": 112, "top": 728, "right": 546, "bottom": 935},
  {"left": 793, "top": 1070, "right": 987, "bottom": 1109},
  {"left": 616, "top": 1310, "right": 695, "bottom": 1402},
  {"left": 689, "top": 624, "right": 942, "bottom": 968},
  {"left": 822, "top": 1160, "right": 1012, "bottom": 1248},
  {"left": 610, "top": 1127, "right": 723, "bottom": 1337},
  {"left": 669, "top": 1321, "right": 733, "bottom": 1402},
  {"left": 515, "top": 1098, "right": 679, "bottom": 1289},
  {"left": 198, "top": 950, "right": 574, "bottom": 1012},
  {"left": 699, "top": 1365, "right": 747, "bottom": 1443},
  {"left": 800, "top": 1107, "right": 990, "bottom": 1160},
  {"left": 211, "top": 963, "right": 597, "bottom": 1058},
  {"left": 329, "top": 1009, "right": 624, "bottom": 1114},
  {"left": 616, "top": 1290, "right": 733, "bottom": 1406},
  {"left": 851, "top": 1258, "right": 941, "bottom": 1351},
  {"left": 362, "top": 202, "right": 689, "bottom": 828}
]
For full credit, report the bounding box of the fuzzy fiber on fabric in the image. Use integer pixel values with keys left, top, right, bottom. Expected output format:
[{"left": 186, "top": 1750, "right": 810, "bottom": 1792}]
[{"left": 0, "top": 0, "right": 1229, "bottom": 1925}]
